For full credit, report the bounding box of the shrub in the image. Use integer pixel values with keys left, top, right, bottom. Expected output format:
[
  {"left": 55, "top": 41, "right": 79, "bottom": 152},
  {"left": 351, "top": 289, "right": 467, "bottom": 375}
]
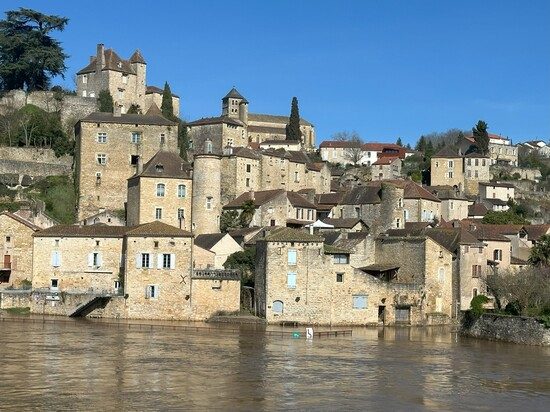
[{"left": 470, "top": 294, "right": 490, "bottom": 317}]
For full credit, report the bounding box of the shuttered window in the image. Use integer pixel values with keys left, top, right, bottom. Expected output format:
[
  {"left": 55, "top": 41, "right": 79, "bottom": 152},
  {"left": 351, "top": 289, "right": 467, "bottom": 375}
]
[
  {"left": 287, "top": 249, "right": 297, "bottom": 265},
  {"left": 352, "top": 295, "right": 367, "bottom": 309},
  {"left": 51, "top": 251, "right": 61, "bottom": 267},
  {"left": 287, "top": 273, "right": 297, "bottom": 289}
]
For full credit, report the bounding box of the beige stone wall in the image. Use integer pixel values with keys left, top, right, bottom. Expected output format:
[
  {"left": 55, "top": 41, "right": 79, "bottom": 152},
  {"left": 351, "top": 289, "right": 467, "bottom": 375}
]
[
  {"left": 464, "top": 157, "right": 490, "bottom": 196},
  {"left": 222, "top": 123, "right": 248, "bottom": 148},
  {"left": 127, "top": 176, "right": 192, "bottom": 230},
  {"left": 220, "top": 156, "right": 261, "bottom": 204},
  {"left": 371, "top": 159, "right": 402, "bottom": 180},
  {"left": 193, "top": 245, "right": 215, "bottom": 269},
  {"left": 403, "top": 198, "right": 441, "bottom": 222},
  {"left": 479, "top": 184, "right": 514, "bottom": 201},
  {"left": 191, "top": 278, "right": 240, "bottom": 320},
  {"left": 0, "top": 290, "right": 31, "bottom": 309},
  {"left": 32, "top": 236, "right": 123, "bottom": 293},
  {"left": 305, "top": 165, "right": 331, "bottom": 194},
  {"left": 489, "top": 143, "right": 518, "bottom": 165},
  {"left": 484, "top": 239, "right": 511, "bottom": 270},
  {"left": 458, "top": 244, "right": 489, "bottom": 310},
  {"left": 124, "top": 235, "right": 193, "bottom": 320},
  {"left": 77, "top": 121, "right": 177, "bottom": 220},
  {"left": 209, "top": 236, "right": 243, "bottom": 268},
  {"left": 261, "top": 153, "right": 289, "bottom": 189},
  {"left": 191, "top": 155, "right": 222, "bottom": 234},
  {"left": 144, "top": 93, "right": 180, "bottom": 117},
  {"left": 423, "top": 238, "right": 454, "bottom": 317},
  {"left": 440, "top": 199, "right": 470, "bottom": 221},
  {"left": 0, "top": 215, "right": 35, "bottom": 288},
  {"left": 431, "top": 157, "right": 464, "bottom": 189},
  {"left": 252, "top": 194, "right": 288, "bottom": 227}
]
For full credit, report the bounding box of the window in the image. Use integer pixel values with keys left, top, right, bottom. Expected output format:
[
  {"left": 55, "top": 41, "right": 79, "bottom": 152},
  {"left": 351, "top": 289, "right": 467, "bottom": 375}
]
[
  {"left": 287, "top": 273, "right": 297, "bottom": 289},
  {"left": 156, "top": 183, "right": 166, "bottom": 197},
  {"left": 131, "top": 132, "right": 141, "bottom": 144},
  {"left": 438, "top": 267, "right": 445, "bottom": 283},
  {"left": 5, "top": 236, "right": 11, "bottom": 243},
  {"left": 160, "top": 133, "right": 165, "bottom": 145},
  {"left": 272, "top": 300, "right": 284, "bottom": 313},
  {"left": 448, "top": 171, "right": 453, "bottom": 179},
  {"left": 294, "top": 171, "right": 299, "bottom": 182},
  {"left": 178, "top": 184, "right": 186, "bottom": 198},
  {"left": 398, "top": 198, "right": 403, "bottom": 207},
  {"left": 82, "top": 75, "right": 87, "bottom": 84},
  {"left": 131, "top": 155, "right": 140, "bottom": 166},
  {"left": 158, "top": 253, "right": 175, "bottom": 269},
  {"left": 475, "top": 158, "right": 479, "bottom": 166},
  {"left": 467, "top": 158, "right": 471, "bottom": 166},
  {"left": 270, "top": 219, "right": 275, "bottom": 226},
  {"left": 246, "top": 164, "right": 251, "bottom": 172},
  {"left": 355, "top": 207, "right": 361, "bottom": 219},
  {"left": 154, "top": 241, "right": 159, "bottom": 249},
  {"left": 288, "top": 249, "right": 297, "bottom": 265},
  {"left": 404, "top": 209, "right": 409, "bottom": 220},
  {"left": 137, "top": 253, "right": 151, "bottom": 268},
  {"left": 493, "top": 249, "right": 502, "bottom": 261},
  {"left": 472, "top": 265, "right": 482, "bottom": 278},
  {"left": 482, "top": 159, "right": 486, "bottom": 166},
  {"left": 114, "top": 280, "right": 121, "bottom": 290},
  {"left": 51, "top": 251, "right": 61, "bottom": 267},
  {"left": 97, "top": 132, "right": 107, "bottom": 143},
  {"left": 95, "top": 172, "right": 101, "bottom": 185},
  {"left": 95, "top": 241, "right": 100, "bottom": 247},
  {"left": 206, "top": 197, "right": 213, "bottom": 210},
  {"left": 450, "top": 201, "right": 454, "bottom": 210},
  {"left": 475, "top": 170, "right": 479, "bottom": 178},
  {"left": 50, "top": 278, "right": 59, "bottom": 290},
  {"left": 246, "top": 178, "right": 250, "bottom": 187},
  {"left": 146, "top": 284, "right": 159, "bottom": 299},
  {"left": 155, "top": 208, "right": 162, "bottom": 220},
  {"left": 396, "top": 218, "right": 401, "bottom": 228},
  {"left": 82, "top": 90, "right": 87, "bottom": 97},
  {"left": 353, "top": 295, "right": 368, "bottom": 309},
  {"left": 333, "top": 254, "right": 349, "bottom": 264},
  {"left": 435, "top": 161, "right": 439, "bottom": 167},
  {"left": 55, "top": 239, "right": 60, "bottom": 247},
  {"left": 336, "top": 273, "right": 344, "bottom": 283},
  {"left": 177, "top": 208, "right": 185, "bottom": 220},
  {"left": 448, "top": 161, "right": 454, "bottom": 168},
  {"left": 206, "top": 140, "right": 213, "bottom": 154},
  {"left": 88, "top": 252, "right": 102, "bottom": 268},
  {"left": 467, "top": 170, "right": 471, "bottom": 178},
  {"left": 122, "top": 75, "right": 128, "bottom": 84},
  {"left": 97, "top": 154, "right": 107, "bottom": 165}
]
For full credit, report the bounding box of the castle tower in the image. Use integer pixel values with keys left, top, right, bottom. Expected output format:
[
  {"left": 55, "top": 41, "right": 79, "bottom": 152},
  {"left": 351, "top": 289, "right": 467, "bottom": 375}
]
[
  {"left": 221, "top": 87, "right": 248, "bottom": 125},
  {"left": 130, "top": 50, "right": 147, "bottom": 111},
  {"left": 191, "top": 154, "right": 222, "bottom": 235}
]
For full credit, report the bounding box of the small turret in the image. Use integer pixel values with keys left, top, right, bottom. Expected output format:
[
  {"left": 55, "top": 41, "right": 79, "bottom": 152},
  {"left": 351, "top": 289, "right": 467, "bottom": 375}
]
[{"left": 221, "top": 87, "right": 248, "bottom": 124}]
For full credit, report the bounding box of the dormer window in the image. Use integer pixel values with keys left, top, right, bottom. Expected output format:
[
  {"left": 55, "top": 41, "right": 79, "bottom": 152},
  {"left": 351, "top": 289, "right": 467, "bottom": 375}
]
[
  {"left": 117, "top": 62, "right": 122, "bottom": 69},
  {"left": 155, "top": 164, "right": 164, "bottom": 173}
]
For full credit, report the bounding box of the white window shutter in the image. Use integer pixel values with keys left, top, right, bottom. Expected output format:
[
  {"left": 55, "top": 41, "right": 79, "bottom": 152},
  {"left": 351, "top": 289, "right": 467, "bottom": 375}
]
[
  {"left": 148, "top": 254, "right": 153, "bottom": 268},
  {"left": 87, "top": 253, "right": 93, "bottom": 267},
  {"left": 51, "top": 252, "right": 55, "bottom": 266},
  {"left": 135, "top": 253, "right": 141, "bottom": 268},
  {"left": 97, "top": 253, "right": 103, "bottom": 267},
  {"left": 170, "top": 253, "right": 176, "bottom": 269},
  {"left": 157, "top": 254, "right": 163, "bottom": 269},
  {"left": 57, "top": 252, "right": 61, "bottom": 267},
  {"left": 145, "top": 286, "right": 151, "bottom": 299}
]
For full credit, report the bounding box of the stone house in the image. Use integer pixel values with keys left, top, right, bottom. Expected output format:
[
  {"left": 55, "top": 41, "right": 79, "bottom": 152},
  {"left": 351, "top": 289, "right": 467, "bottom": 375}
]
[
  {"left": 255, "top": 227, "right": 426, "bottom": 325},
  {"left": 31, "top": 221, "right": 240, "bottom": 320},
  {"left": 320, "top": 218, "right": 369, "bottom": 233},
  {"left": 371, "top": 157, "right": 402, "bottom": 180},
  {"left": 77, "top": 209, "right": 125, "bottom": 226},
  {"left": 187, "top": 88, "right": 315, "bottom": 155},
  {"left": 520, "top": 140, "right": 550, "bottom": 158},
  {"left": 126, "top": 151, "right": 193, "bottom": 231},
  {"left": 478, "top": 181, "right": 515, "bottom": 202},
  {"left": 463, "top": 153, "right": 491, "bottom": 195},
  {"left": 427, "top": 185, "right": 470, "bottom": 221},
  {"left": 193, "top": 233, "right": 243, "bottom": 269},
  {"left": 220, "top": 147, "right": 262, "bottom": 204},
  {"left": 75, "top": 106, "right": 178, "bottom": 221},
  {"left": 223, "top": 189, "right": 317, "bottom": 227},
  {"left": 259, "top": 140, "right": 302, "bottom": 151},
  {"left": 0, "top": 211, "right": 39, "bottom": 288},
  {"left": 76, "top": 43, "right": 179, "bottom": 116},
  {"left": 459, "top": 134, "right": 518, "bottom": 166},
  {"left": 319, "top": 140, "right": 362, "bottom": 165}
]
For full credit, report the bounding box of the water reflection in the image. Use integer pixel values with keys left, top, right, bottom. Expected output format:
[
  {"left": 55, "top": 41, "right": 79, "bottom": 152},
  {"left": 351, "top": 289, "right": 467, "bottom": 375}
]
[{"left": 0, "top": 317, "right": 548, "bottom": 410}]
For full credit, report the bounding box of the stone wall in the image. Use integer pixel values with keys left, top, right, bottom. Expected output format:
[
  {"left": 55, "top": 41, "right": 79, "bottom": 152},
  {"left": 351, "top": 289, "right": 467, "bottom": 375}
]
[
  {"left": 0, "top": 147, "right": 73, "bottom": 180},
  {"left": 461, "top": 313, "right": 550, "bottom": 346},
  {"left": 0, "top": 290, "right": 31, "bottom": 309},
  {"left": 0, "top": 213, "right": 36, "bottom": 288}
]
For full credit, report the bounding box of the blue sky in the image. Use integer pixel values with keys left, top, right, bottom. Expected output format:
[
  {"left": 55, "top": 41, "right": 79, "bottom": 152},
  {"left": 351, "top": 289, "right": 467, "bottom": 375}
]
[{"left": 3, "top": 0, "right": 550, "bottom": 145}]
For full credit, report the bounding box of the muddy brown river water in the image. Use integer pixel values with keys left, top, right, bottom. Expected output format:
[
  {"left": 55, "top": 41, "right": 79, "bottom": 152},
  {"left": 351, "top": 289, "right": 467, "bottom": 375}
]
[{"left": 0, "top": 317, "right": 548, "bottom": 411}]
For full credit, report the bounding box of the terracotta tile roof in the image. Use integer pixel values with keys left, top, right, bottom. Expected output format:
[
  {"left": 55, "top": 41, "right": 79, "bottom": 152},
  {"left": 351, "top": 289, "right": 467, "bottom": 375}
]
[
  {"left": 263, "top": 227, "right": 323, "bottom": 243},
  {"left": 362, "top": 143, "right": 403, "bottom": 152},
  {"left": 426, "top": 185, "right": 467, "bottom": 200},
  {"left": 319, "top": 140, "right": 361, "bottom": 149},
  {"left": 360, "top": 263, "right": 400, "bottom": 272},
  {"left": 80, "top": 111, "right": 176, "bottom": 126},
  {"left": 306, "top": 162, "right": 325, "bottom": 172},
  {"left": 523, "top": 224, "right": 550, "bottom": 241},
  {"left": 322, "top": 218, "right": 364, "bottom": 229},
  {"left": 464, "top": 152, "right": 490, "bottom": 158},
  {"left": 468, "top": 225, "right": 511, "bottom": 242},
  {"left": 511, "top": 256, "right": 528, "bottom": 265},
  {"left": 249, "top": 113, "right": 312, "bottom": 126},
  {"left": 130, "top": 151, "right": 192, "bottom": 179},
  {"left": 125, "top": 221, "right": 192, "bottom": 237},
  {"left": 187, "top": 116, "right": 244, "bottom": 127},
  {"left": 194, "top": 233, "right": 227, "bottom": 250},
  {"left": 0, "top": 211, "right": 40, "bottom": 231},
  {"left": 367, "top": 180, "right": 440, "bottom": 202},
  {"left": 286, "top": 218, "right": 313, "bottom": 226},
  {"left": 260, "top": 148, "right": 311, "bottom": 164},
  {"left": 324, "top": 243, "right": 351, "bottom": 254}
]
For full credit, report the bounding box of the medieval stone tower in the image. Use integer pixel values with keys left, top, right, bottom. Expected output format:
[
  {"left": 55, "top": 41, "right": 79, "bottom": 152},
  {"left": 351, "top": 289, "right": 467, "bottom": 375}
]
[
  {"left": 221, "top": 87, "right": 248, "bottom": 125},
  {"left": 377, "top": 183, "right": 405, "bottom": 234},
  {"left": 191, "top": 154, "right": 222, "bottom": 235}
]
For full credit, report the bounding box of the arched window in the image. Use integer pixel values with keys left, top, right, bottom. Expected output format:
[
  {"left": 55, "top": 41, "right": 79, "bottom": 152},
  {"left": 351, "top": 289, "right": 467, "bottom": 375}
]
[
  {"left": 178, "top": 184, "right": 186, "bottom": 198},
  {"left": 272, "top": 300, "right": 284, "bottom": 314},
  {"left": 156, "top": 183, "right": 165, "bottom": 197}
]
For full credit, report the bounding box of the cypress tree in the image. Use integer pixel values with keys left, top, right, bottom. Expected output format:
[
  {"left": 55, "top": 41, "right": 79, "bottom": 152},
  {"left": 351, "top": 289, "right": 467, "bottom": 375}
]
[
  {"left": 161, "top": 82, "right": 175, "bottom": 120},
  {"left": 97, "top": 90, "right": 113, "bottom": 113},
  {"left": 415, "top": 135, "right": 426, "bottom": 152},
  {"left": 396, "top": 137, "right": 403, "bottom": 146},
  {"left": 285, "top": 96, "right": 302, "bottom": 141},
  {"left": 472, "top": 120, "right": 490, "bottom": 155}
]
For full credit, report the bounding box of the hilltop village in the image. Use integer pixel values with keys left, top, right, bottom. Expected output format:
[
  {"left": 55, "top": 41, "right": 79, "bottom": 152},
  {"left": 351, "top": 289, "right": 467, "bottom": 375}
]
[{"left": 0, "top": 44, "right": 549, "bottom": 325}]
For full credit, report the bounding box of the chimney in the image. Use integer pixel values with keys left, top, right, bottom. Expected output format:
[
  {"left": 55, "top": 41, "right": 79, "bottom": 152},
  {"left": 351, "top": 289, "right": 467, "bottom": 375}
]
[
  {"left": 96, "top": 43, "right": 105, "bottom": 74},
  {"left": 137, "top": 156, "right": 143, "bottom": 174},
  {"left": 249, "top": 190, "right": 254, "bottom": 201},
  {"left": 113, "top": 104, "right": 122, "bottom": 117},
  {"left": 90, "top": 55, "right": 95, "bottom": 63}
]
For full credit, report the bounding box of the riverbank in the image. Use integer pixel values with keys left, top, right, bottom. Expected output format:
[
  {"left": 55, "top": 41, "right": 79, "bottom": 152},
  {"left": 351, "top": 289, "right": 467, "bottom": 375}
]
[{"left": 460, "top": 313, "right": 550, "bottom": 346}]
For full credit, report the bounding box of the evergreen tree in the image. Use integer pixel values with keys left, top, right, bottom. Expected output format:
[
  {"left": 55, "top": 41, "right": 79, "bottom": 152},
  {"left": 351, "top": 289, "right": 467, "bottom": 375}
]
[
  {"left": 405, "top": 143, "right": 412, "bottom": 150},
  {"left": 415, "top": 135, "right": 426, "bottom": 152},
  {"left": 160, "top": 82, "right": 176, "bottom": 120},
  {"left": 396, "top": 137, "right": 403, "bottom": 146},
  {"left": 472, "top": 120, "right": 490, "bottom": 155},
  {"left": 0, "top": 8, "right": 68, "bottom": 91},
  {"left": 97, "top": 90, "right": 113, "bottom": 113},
  {"left": 178, "top": 121, "right": 189, "bottom": 161},
  {"left": 285, "top": 96, "right": 302, "bottom": 141},
  {"left": 127, "top": 104, "right": 141, "bottom": 114},
  {"left": 425, "top": 140, "right": 435, "bottom": 160}
]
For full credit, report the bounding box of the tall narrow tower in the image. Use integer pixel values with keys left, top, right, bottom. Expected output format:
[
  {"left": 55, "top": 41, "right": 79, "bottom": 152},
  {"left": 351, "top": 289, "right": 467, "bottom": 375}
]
[
  {"left": 191, "top": 154, "right": 222, "bottom": 235},
  {"left": 130, "top": 49, "right": 147, "bottom": 110},
  {"left": 221, "top": 87, "right": 249, "bottom": 125}
]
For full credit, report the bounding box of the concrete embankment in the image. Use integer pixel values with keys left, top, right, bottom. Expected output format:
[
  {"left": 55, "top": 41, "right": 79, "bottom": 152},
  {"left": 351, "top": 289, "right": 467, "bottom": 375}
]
[{"left": 461, "top": 313, "right": 550, "bottom": 346}]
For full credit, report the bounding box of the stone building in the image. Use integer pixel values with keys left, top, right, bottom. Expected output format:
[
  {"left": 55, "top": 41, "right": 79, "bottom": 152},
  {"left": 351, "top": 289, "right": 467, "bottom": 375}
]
[
  {"left": 223, "top": 189, "right": 317, "bottom": 227},
  {"left": 459, "top": 134, "right": 518, "bottom": 166},
  {"left": 187, "top": 88, "right": 315, "bottom": 155},
  {"left": 371, "top": 157, "right": 402, "bottom": 180},
  {"left": 77, "top": 209, "right": 125, "bottom": 226},
  {"left": 0, "top": 211, "right": 39, "bottom": 288},
  {"left": 427, "top": 186, "right": 470, "bottom": 221},
  {"left": 76, "top": 43, "right": 179, "bottom": 116},
  {"left": 319, "top": 141, "right": 409, "bottom": 166},
  {"left": 193, "top": 233, "right": 243, "bottom": 269},
  {"left": 31, "top": 221, "right": 240, "bottom": 320},
  {"left": 127, "top": 151, "right": 193, "bottom": 231},
  {"left": 478, "top": 181, "right": 515, "bottom": 202},
  {"left": 75, "top": 106, "right": 178, "bottom": 221},
  {"left": 191, "top": 154, "right": 223, "bottom": 235}
]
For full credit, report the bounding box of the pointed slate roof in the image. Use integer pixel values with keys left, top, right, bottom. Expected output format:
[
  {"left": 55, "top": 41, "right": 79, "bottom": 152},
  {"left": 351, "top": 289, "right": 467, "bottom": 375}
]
[
  {"left": 129, "top": 49, "right": 146, "bottom": 64},
  {"left": 222, "top": 87, "right": 248, "bottom": 104},
  {"left": 145, "top": 102, "right": 163, "bottom": 116}
]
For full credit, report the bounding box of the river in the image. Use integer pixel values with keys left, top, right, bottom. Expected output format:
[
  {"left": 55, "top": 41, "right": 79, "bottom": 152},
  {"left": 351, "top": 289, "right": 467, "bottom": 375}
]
[{"left": 0, "top": 317, "right": 548, "bottom": 411}]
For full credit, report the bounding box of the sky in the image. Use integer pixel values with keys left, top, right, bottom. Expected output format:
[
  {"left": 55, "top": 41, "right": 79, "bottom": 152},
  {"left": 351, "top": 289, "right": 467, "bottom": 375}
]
[{"left": 3, "top": 0, "right": 550, "bottom": 146}]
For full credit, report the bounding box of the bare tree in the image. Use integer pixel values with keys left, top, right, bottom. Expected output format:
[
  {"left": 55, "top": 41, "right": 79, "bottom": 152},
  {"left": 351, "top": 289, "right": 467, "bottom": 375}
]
[
  {"left": 18, "top": 109, "right": 39, "bottom": 147},
  {"left": 0, "top": 105, "right": 19, "bottom": 146},
  {"left": 332, "top": 130, "right": 363, "bottom": 165}
]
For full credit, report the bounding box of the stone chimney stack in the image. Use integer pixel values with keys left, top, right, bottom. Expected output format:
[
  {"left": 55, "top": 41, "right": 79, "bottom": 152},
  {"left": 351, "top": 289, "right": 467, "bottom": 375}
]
[
  {"left": 96, "top": 43, "right": 105, "bottom": 74},
  {"left": 113, "top": 104, "right": 122, "bottom": 117},
  {"left": 249, "top": 190, "right": 255, "bottom": 201},
  {"left": 137, "top": 156, "right": 143, "bottom": 174}
]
